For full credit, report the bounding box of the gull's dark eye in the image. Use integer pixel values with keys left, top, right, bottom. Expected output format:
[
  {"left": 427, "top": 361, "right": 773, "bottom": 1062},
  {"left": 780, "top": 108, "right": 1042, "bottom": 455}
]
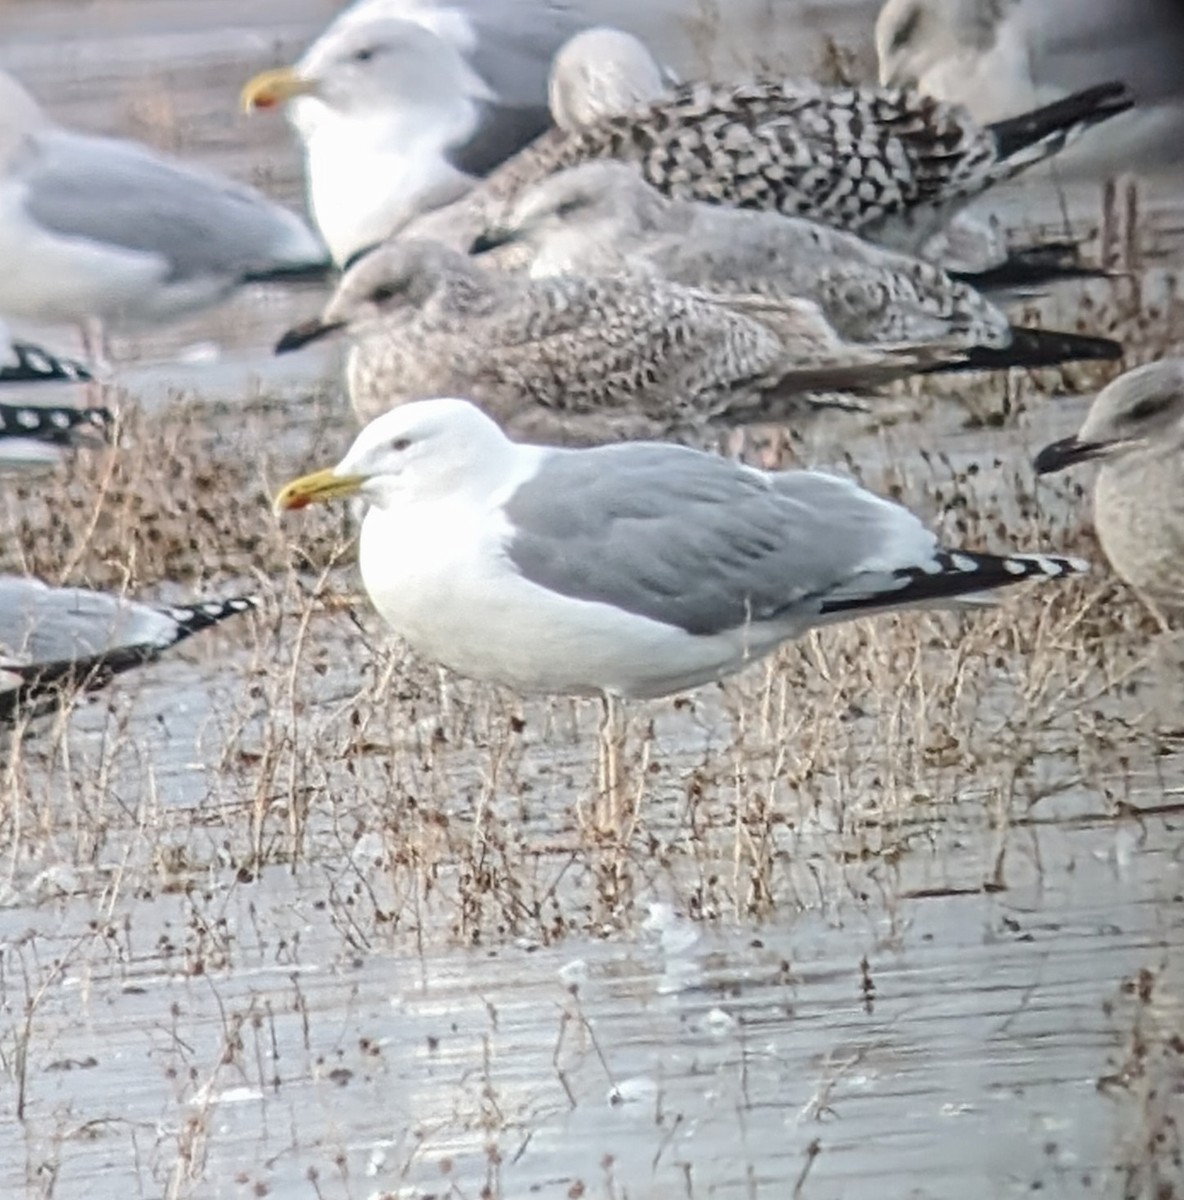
[
  {"left": 1126, "top": 395, "right": 1172, "bottom": 422},
  {"left": 370, "top": 284, "right": 398, "bottom": 304},
  {"left": 391, "top": 437, "right": 411, "bottom": 452},
  {"left": 353, "top": 46, "right": 376, "bottom": 63}
]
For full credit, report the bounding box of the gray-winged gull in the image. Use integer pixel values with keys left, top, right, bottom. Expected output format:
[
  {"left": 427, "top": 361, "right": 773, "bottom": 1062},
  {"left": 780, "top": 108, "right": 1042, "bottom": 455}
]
[
  {"left": 473, "top": 161, "right": 1122, "bottom": 369},
  {"left": 0, "top": 579, "right": 258, "bottom": 722},
  {"left": 0, "top": 402, "right": 112, "bottom": 471},
  {"left": 274, "top": 396, "right": 1087, "bottom": 701},
  {"left": 1034, "top": 359, "right": 1184, "bottom": 621},
  {"left": 240, "top": 3, "right": 581, "bottom": 265},
  {"left": 0, "top": 70, "right": 328, "bottom": 356},
  {"left": 274, "top": 239, "right": 969, "bottom": 445}
]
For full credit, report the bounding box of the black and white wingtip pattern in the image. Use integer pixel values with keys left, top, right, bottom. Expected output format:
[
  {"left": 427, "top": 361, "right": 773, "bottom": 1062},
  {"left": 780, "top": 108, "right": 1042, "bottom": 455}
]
[
  {"left": 988, "top": 81, "right": 1135, "bottom": 168},
  {"left": 0, "top": 403, "right": 115, "bottom": 448},
  {"left": 156, "top": 595, "right": 262, "bottom": 648},
  {"left": 2, "top": 341, "right": 93, "bottom": 384},
  {"left": 821, "top": 551, "right": 1088, "bottom": 617}
]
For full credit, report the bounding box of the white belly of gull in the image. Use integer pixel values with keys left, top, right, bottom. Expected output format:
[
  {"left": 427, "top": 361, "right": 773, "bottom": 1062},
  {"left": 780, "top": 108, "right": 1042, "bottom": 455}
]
[{"left": 357, "top": 494, "right": 791, "bottom": 700}]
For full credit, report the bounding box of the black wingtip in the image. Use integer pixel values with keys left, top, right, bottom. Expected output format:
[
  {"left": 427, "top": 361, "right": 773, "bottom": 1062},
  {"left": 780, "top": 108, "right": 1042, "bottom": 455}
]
[
  {"left": 988, "top": 81, "right": 1135, "bottom": 160},
  {"left": 275, "top": 319, "right": 344, "bottom": 355},
  {"left": 952, "top": 241, "right": 1105, "bottom": 294},
  {"left": 159, "top": 594, "right": 261, "bottom": 645},
  {"left": 0, "top": 403, "right": 116, "bottom": 448},
  {"left": 927, "top": 326, "right": 1123, "bottom": 374},
  {"left": 820, "top": 550, "right": 1088, "bottom": 616},
  {"left": 2, "top": 341, "right": 93, "bottom": 384}
]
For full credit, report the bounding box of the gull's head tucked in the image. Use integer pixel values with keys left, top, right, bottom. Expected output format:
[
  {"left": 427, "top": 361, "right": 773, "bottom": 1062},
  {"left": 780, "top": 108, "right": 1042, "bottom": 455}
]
[
  {"left": 274, "top": 397, "right": 511, "bottom": 514},
  {"left": 875, "top": 0, "right": 1007, "bottom": 88},
  {"left": 1034, "top": 359, "right": 1184, "bottom": 476},
  {"left": 275, "top": 239, "right": 484, "bottom": 353},
  {"left": 242, "top": 16, "right": 486, "bottom": 122},
  {"left": 474, "top": 162, "right": 666, "bottom": 258},
  {"left": 548, "top": 27, "right": 671, "bottom": 131}
]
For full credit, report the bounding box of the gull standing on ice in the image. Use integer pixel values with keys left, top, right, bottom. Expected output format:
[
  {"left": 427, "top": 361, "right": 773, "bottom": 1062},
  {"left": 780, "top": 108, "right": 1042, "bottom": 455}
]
[
  {"left": 274, "top": 240, "right": 966, "bottom": 444},
  {"left": 474, "top": 162, "right": 1122, "bottom": 370},
  {"left": 1035, "top": 359, "right": 1184, "bottom": 620},
  {"left": 0, "top": 70, "right": 328, "bottom": 356},
  {"left": 274, "top": 397, "right": 1087, "bottom": 701},
  {"left": 0, "top": 579, "right": 258, "bottom": 722}
]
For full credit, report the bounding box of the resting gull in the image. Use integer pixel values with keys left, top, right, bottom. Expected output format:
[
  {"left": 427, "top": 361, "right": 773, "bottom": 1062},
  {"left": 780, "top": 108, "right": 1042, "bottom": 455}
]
[
  {"left": 240, "top": 4, "right": 582, "bottom": 264},
  {"left": 473, "top": 161, "right": 1122, "bottom": 370},
  {"left": 0, "top": 69, "right": 328, "bottom": 356},
  {"left": 0, "top": 402, "right": 113, "bottom": 472},
  {"left": 1034, "top": 359, "right": 1184, "bottom": 622},
  {"left": 274, "top": 397, "right": 1087, "bottom": 701},
  {"left": 548, "top": 27, "right": 677, "bottom": 131},
  {"left": 467, "top": 36, "right": 1133, "bottom": 258},
  {"left": 0, "top": 579, "right": 258, "bottom": 722},
  {"left": 273, "top": 239, "right": 979, "bottom": 445}
]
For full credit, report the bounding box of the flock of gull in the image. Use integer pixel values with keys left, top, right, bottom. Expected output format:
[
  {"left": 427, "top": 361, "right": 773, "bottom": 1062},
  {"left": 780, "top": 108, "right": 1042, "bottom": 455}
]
[{"left": 2, "top": 0, "right": 1181, "bottom": 758}]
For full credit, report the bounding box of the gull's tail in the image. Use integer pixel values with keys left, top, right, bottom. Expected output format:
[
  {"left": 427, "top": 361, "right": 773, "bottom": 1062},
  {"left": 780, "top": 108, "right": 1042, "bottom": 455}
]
[
  {"left": 1, "top": 341, "right": 92, "bottom": 384},
  {"left": 927, "top": 326, "right": 1123, "bottom": 373},
  {"left": 820, "top": 551, "right": 1087, "bottom": 617},
  {"left": 988, "top": 82, "right": 1134, "bottom": 172}
]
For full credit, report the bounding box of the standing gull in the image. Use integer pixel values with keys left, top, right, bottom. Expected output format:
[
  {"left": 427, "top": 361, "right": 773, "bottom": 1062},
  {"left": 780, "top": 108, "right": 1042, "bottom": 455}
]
[
  {"left": 1034, "top": 359, "right": 1184, "bottom": 620},
  {"left": 0, "top": 579, "right": 258, "bottom": 723},
  {"left": 0, "top": 70, "right": 328, "bottom": 355},
  {"left": 273, "top": 397, "right": 1087, "bottom": 701},
  {"left": 240, "top": 5, "right": 581, "bottom": 265},
  {"left": 274, "top": 240, "right": 967, "bottom": 445},
  {"left": 469, "top": 32, "right": 1133, "bottom": 258},
  {"left": 474, "top": 161, "right": 1122, "bottom": 370}
]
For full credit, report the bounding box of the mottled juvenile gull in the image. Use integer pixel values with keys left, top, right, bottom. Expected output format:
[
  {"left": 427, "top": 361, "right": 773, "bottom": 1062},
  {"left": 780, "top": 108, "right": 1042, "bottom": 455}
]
[
  {"left": 1035, "top": 359, "right": 1184, "bottom": 620},
  {"left": 274, "top": 397, "right": 1087, "bottom": 700},
  {"left": 474, "top": 162, "right": 1122, "bottom": 370},
  {"left": 0, "top": 324, "right": 91, "bottom": 385},
  {"left": 0, "top": 402, "right": 112, "bottom": 471},
  {"left": 0, "top": 70, "right": 328, "bottom": 352},
  {"left": 241, "top": 5, "right": 578, "bottom": 264},
  {"left": 469, "top": 31, "right": 1133, "bottom": 258},
  {"left": 274, "top": 240, "right": 951, "bottom": 445},
  {"left": 0, "top": 579, "right": 258, "bottom": 722}
]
